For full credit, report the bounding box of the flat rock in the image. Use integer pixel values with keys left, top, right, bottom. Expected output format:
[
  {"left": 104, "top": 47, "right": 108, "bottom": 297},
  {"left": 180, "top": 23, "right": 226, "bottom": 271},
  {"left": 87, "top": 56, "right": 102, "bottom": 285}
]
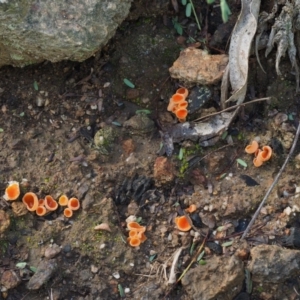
[
  {"left": 0, "top": 0, "right": 132, "bottom": 67},
  {"left": 44, "top": 243, "right": 61, "bottom": 259},
  {"left": 153, "top": 156, "right": 174, "bottom": 186},
  {"left": 248, "top": 244, "right": 300, "bottom": 283},
  {"left": 27, "top": 259, "right": 58, "bottom": 290},
  {"left": 169, "top": 48, "right": 228, "bottom": 86},
  {"left": 181, "top": 255, "right": 244, "bottom": 300}
]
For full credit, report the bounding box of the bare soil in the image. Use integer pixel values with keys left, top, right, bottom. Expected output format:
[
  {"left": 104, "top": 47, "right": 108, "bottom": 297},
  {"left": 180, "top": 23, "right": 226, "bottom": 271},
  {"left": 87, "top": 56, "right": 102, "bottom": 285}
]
[{"left": 1, "top": 1, "right": 300, "bottom": 300}]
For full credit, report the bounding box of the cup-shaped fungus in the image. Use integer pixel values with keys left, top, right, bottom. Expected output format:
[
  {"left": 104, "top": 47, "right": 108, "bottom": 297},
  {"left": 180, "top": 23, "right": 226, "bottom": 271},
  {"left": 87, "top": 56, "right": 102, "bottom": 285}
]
[
  {"left": 253, "top": 156, "right": 263, "bottom": 167},
  {"left": 4, "top": 181, "right": 20, "bottom": 201},
  {"left": 38, "top": 199, "right": 45, "bottom": 206},
  {"left": 36, "top": 205, "right": 47, "bottom": 216},
  {"left": 176, "top": 87, "right": 188, "bottom": 99},
  {"left": 58, "top": 195, "right": 69, "bottom": 206},
  {"left": 137, "top": 231, "right": 147, "bottom": 242},
  {"left": 44, "top": 195, "right": 58, "bottom": 211},
  {"left": 22, "top": 192, "right": 39, "bottom": 211},
  {"left": 185, "top": 204, "right": 197, "bottom": 213},
  {"left": 245, "top": 140, "right": 259, "bottom": 154},
  {"left": 176, "top": 108, "right": 188, "bottom": 122},
  {"left": 68, "top": 198, "right": 80, "bottom": 210},
  {"left": 175, "top": 216, "right": 192, "bottom": 231},
  {"left": 63, "top": 208, "right": 73, "bottom": 218},
  {"left": 127, "top": 236, "right": 141, "bottom": 247},
  {"left": 257, "top": 146, "right": 272, "bottom": 162},
  {"left": 127, "top": 222, "right": 146, "bottom": 232}
]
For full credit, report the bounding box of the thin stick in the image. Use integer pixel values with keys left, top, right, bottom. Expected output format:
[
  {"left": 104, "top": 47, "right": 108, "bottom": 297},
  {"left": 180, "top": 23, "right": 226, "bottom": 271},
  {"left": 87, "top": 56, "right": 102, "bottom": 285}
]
[
  {"left": 241, "top": 120, "right": 300, "bottom": 239},
  {"left": 192, "top": 97, "right": 271, "bottom": 122}
]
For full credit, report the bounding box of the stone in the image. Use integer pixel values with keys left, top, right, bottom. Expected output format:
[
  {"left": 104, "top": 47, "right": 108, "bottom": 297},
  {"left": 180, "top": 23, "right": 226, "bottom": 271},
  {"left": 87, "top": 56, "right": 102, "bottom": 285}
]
[
  {"left": 0, "top": 210, "right": 10, "bottom": 235},
  {"left": 27, "top": 259, "right": 58, "bottom": 290},
  {"left": 0, "top": 0, "right": 132, "bottom": 68},
  {"left": 122, "top": 139, "right": 135, "bottom": 155},
  {"left": 0, "top": 270, "right": 21, "bottom": 289},
  {"left": 123, "top": 114, "right": 154, "bottom": 135},
  {"left": 248, "top": 244, "right": 300, "bottom": 283},
  {"left": 44, "top": 243, "right": 61, "bottom": 259},
  {"left": 169, "top": 48, "right": 228, "bottom": 85},
  {"left": 153, "top": 156, "right": 174, "bottom": 186},
  {"left": 181, "top": 255, "right": 244, "bottom": 300}
]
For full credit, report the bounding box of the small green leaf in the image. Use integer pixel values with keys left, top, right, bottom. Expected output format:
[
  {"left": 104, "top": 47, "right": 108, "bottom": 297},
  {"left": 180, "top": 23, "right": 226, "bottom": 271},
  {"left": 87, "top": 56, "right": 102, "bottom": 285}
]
[
  {"left": 199, "top": 259, "right": 206, "bottom": 265},
  {"left": 181, "top": 0, "right": 187, "bottom": 5},
  {"left": 136, "top": 109, "right": 151, "bottom": 115},
  {"left": 29, "top": 266, "right": 37, "bottom": 273},
  {"left": 111, "top": 121, "right": 122, "bottom": 127},
  {"left": 118, "top": 284, "right": 125, "bottom": 298},
  {"left": 220, "top": 0, "right": 231, "bottom": 23},
  {"left": 245, "top": 269, "right": 252, "bottom": 294},
  {"left": 221, "top": 241, "right": 233, "bottom": 247},
  {"left": 19, "top": 112, "right": 25, "bottom": 117},
  {"left": 190, "top": 242, "right": 196, "bottom": 255},
  {"left": 136, "top": 217, "right": 142, "bottom": 223},
  {"left": 219, "top": 173, "right": 227, "bottom": 180},
  {"left": 197, "top": 250, "right": 205, "bottom": 262},
  {"left": 206, "top": 0, "right": 215, "bottom": 4},
  {"left": 185, "top": 3, "right": 192, "bottom": 17},
  {"left": 288, "top": 113, "right": 294, "bottom": 121},
  {"left": 0, "top": 128, "right": 4, "bottom": 133},
  {"left": 221, "top": 131, "right": 228, "bottom": 140},
  {"left": 237, "top": 158, "right": 247, "bottom": 168},
  {"left": 33, "top": 81, "right": 39, "bottom": 91},
  {"left": 174, "top": 22, "right": 183, "bottom": 35},
  {"left": 123, "top": 78, "right": 135, "bottom": 88},
  {"left": 149, "top": 254, "right": 157, "bottom": 262},
  {"left": 16, "top": 262, "right": 27, "bottom": 269},
  {"left": 178, "top": 147, "right": 184, "bottom": 160}
]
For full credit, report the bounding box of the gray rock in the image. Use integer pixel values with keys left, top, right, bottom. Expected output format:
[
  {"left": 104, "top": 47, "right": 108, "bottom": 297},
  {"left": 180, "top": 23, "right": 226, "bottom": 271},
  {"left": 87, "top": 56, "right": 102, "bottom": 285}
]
[
  {"left": 27, "top": 259, "right": 58, "bottom": 290},
  {"left": 248, "top": 244, "right": 300, "bottom": 283},
  {"left": 0, "top": 270, "right": 21, "bottom": 289},
  {"left": 44, "top": 243, "right": 61, "bottom": 259},
  {"left": 0, "top": 0, "right": 132, "bottom": 68},
  {"left": 181, "top": 255, "right": 244, "bottom": 300}
]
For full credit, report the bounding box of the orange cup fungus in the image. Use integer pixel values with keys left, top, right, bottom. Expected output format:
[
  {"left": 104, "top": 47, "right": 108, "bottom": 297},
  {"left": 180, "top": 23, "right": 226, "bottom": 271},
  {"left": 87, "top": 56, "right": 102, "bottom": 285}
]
[
  {"left": 175, "top": 215, "right": 192, "bottom": 231},
  {"left": 127, "top": 222, "right": 147, "bottom": 247},
  {"left": 63, "top": 208, "right": 73, "bottom": 218},
  {"left": 58, "top": 195, "right": 69, "bottom": 206},
  {"left": 44, "top": 195, "right": 58, "bottom": 211},
  {"left": 245, "top": 141, "right": 272, "bottom": 167},
  {"left": 22, "top": 192, "right": 39, "bottom": 212},
  {"left": 68, "top": 198, "right": 80, "bottom": 211},
  {"left": 185, "top": 204, "right": 197, "bottom": 213},
  {"left": 167, "top": 87, "right": 189, "bottom": 122},
  {"left": 36, "top": 205, "right": 47, "bottom": 217},
  {"left": 4, "top": 181, "right": 20, "bottom": 201}
]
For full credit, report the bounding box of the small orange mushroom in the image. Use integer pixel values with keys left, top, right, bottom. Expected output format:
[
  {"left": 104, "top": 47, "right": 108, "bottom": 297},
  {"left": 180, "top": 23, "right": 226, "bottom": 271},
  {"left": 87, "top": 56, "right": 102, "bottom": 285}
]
[
  {"left": 137, "top": 231, "right": 147, "bottom": 242},
  {"left": 58, "top": 195, "right": 69, "bottom": 206},
  {"left": 22, "top": 192, "right": 39, "bottom": 211},
  {"left": 253, "top": 156, "right": 263, "bottom": 167},
  {"left": 36, "top": 205, "right": 47, "bottom": 217},
  {"left": 129, "top": 230, "right": 138, "bottom": 238},
  {"left": 44, "top": 195, "right": 58, "bottom": 211},
  {"left": 175, "top": 216, "right": 192, "bottom": 231},
  {"left": 63, "top": 207, "right": 73, "bottom": 218},
  {"left": 4, "top": 181, "right": 20, "bottom": 201},
  {"left": 176, "top": 108, "right": 188, "bottom": 122},
  {"left": 178, "top": 100, "right": 188, "bottom": 109},
  {"left": 176, "top": 87, "right": 188, "bottom": 99},
  {"left": 38, "top": 199, "right": 45, "bottom": 206},
  {"left": 245, "top": 140, "right": 259, "bottom": 154},
  {"left": 68, "top": 197, "right": 80, "bottom": 210},
  {"left": 128, "top": 236, "right": 141, "bottom": 247},
  {"left": 185, "top": 204, "right": 197, "bottom": 213},
  {"left": 171, "top": 93, "right": 185, "bottom": 104},
  {"left": 257, "top": 146, "right": 272, "bottom": 162},
  {"left": 127, "top": 222, "right": 145, "bottom": 232}
]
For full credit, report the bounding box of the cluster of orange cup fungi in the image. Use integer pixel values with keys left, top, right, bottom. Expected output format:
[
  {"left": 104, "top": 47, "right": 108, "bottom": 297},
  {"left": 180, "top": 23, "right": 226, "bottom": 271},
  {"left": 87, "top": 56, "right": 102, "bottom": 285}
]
[
  {"left": 127, "top": 222, "right": 147, "bottom": 247},
  {"left": 245, "top": 140, "right": 273, "bottom": 167},
  {"left": 174, "top": 204, "right": 197, "bottom": 231},
  {"left": 3, "top": 181, "right": 80, "bottom": 218},
  {"left": 167, "top": 87, "right": 189, "bottom": 122}
]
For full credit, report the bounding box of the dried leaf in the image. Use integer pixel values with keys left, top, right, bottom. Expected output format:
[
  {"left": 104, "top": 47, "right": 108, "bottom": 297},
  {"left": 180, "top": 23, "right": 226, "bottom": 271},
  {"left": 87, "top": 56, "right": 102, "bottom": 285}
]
[{"left": 94, "top": 223, "right": 112, "bottom": 232}]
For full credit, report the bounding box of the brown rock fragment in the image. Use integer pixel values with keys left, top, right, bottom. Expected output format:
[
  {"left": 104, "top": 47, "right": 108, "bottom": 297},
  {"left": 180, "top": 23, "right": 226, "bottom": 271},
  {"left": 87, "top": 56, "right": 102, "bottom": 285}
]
[
  {"left": 153, "top": 156, "right": 174, "bottom": 186},
  {"left": 126, "top": 88, "right": 140, "bottom": 99},
  {"left": 11, "top": 202, "right": 28, "bottom": 217},
  {"left": 169, "top": 48, "right": 228, "bottom": 85},
  {"left": 1, "top": 270, "right": 21, "bottom": 289},
  {"left": 0, "top": 210, "right": 10, "bottom": 235},
  {"left": 122, "top": 139, "right": 135, "bottom": 155}
]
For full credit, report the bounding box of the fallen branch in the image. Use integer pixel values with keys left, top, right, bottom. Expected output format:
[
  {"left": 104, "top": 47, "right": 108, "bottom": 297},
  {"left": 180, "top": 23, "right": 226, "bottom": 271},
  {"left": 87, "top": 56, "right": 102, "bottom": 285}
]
[
  {"left": 241, "top": 119, "right": 300, "bottom": 239},
  {"left": 192, "top": 97, "right": 271, "bottom": 122}
]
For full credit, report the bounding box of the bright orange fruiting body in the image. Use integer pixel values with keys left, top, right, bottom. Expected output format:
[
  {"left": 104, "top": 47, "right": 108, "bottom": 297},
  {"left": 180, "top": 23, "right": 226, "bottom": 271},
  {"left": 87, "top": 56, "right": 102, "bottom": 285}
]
[
  {"left": 175, "top": 216, "right": 192, "bottom": 231},
  {"left": 36, "top": 205, "right": 47, "bottom": 216},
  {"left": 245, "top": 140, "right": 259, "bottom": 154},
  {"left": 127, "top": 222, "right": 147, "bottom": 247},
  {"left": 68, "top": 198, "right": 80, "bottom": 210},
  {"left": 185, "top": 204, "right": 197, "bottom": 213},
  {"left": 22, "top": 192, "right": 39, "bottom": 211},
  {"left": 167, "top": 88, "right": 189, "bottom": 122},
  {"left": 59, "top": 195, "right": 69, "bottom": 206},
  {"left": 64, "top": 208, "right": 73, "bottom": 218},
  {"left": 44, "top": 195, "right": 58, "bottom": 211},
  {"left": 4, "top": 181, "right": 20, "bottom": 201}
]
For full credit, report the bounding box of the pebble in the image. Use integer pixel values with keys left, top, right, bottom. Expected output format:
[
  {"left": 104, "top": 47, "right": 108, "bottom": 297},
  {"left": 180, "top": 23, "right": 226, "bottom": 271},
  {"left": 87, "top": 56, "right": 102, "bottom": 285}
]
[
  {"left": 124, "top": 288, "right": 130, "bottom": 293},
  {"left": 91, "top": 265, "right": 99, "bottom": 274},
  {"left": 99, "top": 243, "right": 106, "bottom": 249},
  {"left": 112, "top": 271, "right": 120, "bottom": 279},
  {"left": 0, "top": 270, "right": 21, "bottom": 289},
  {"left": 62, "top": 244, "right": 72, "bottom": 253},
  {"left": 44, "top": 243, "right": 61, "bottom": 259}
]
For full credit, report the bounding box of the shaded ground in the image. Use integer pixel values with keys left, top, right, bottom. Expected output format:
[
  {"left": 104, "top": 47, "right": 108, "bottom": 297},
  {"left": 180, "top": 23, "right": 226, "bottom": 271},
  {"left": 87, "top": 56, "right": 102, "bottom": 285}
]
[{"left": 1, "top": 1, "right": 300, "bottom": 300}]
